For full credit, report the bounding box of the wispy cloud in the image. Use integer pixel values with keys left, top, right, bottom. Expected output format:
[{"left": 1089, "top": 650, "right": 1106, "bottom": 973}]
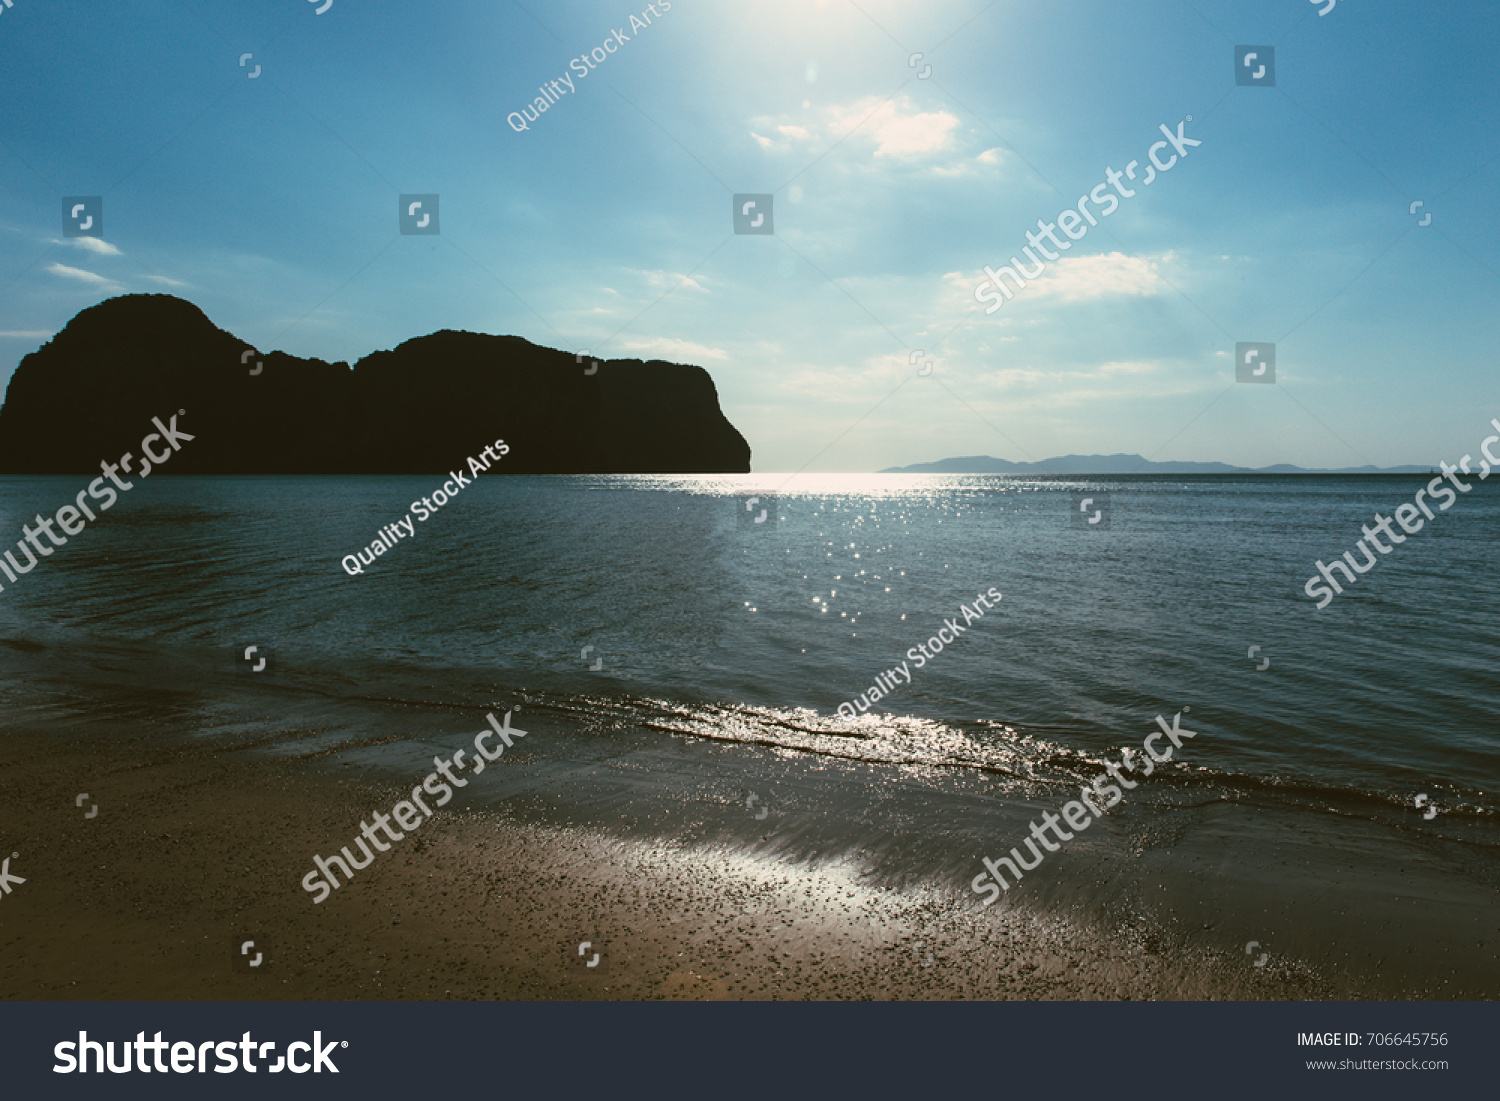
[
  {"left": 47, "top": 262, "right": 121, "bottom": 290},
  {"left": 752, "top": 95, "right": 967, "bottom": 164},
  {"left": 953, "top": 252, "right": 1169, "bottom": 307},
  {"left": 1026, "top": 251, "right": 1168, "bottom": 301},
  {"left": 0, "top": 331, "right": 54, "bottom": 340},
  {"left": 630, "top": 269, "right": 711, "bottom": 294},
  {"left": 616, "top": 336, "right": 729, "bottom": 362},
  {"left": 51, "top": 236, "right": 122, "bottom": 257}
]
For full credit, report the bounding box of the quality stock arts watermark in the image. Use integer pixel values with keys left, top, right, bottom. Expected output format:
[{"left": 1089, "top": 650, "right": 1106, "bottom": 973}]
[
  {"left": 1304, "top": 417, "right": 1500, "bottom": 609},
  {"left": 507, "top": 2, "right": 673, "bottom": 134},
  {"left": 0, "top": 413, "right": 195, "bottom": 595},
  {"left": 341, "top": 438, "right": 509, "bottom": 576},
  {"left": 837, "top": 588, "right": 1002, "bottom": 719},
  {"left": 973, "top": 116, "right": 1201, "bottom": 314}
]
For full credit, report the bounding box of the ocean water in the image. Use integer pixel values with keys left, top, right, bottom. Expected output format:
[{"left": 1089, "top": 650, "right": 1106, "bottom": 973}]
[{"left": 2, "top": 473, "right": 1497, "bottom": 995}]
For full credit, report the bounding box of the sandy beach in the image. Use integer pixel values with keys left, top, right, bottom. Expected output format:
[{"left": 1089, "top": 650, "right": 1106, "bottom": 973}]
[{"left": 1, "top": 724, "right": 1364, "bottom": 1002}]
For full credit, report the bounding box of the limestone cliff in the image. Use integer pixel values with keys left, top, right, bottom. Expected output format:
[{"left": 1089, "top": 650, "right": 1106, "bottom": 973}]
[{"left": 0, "top": 295, "right": 751, "bottom": 474}]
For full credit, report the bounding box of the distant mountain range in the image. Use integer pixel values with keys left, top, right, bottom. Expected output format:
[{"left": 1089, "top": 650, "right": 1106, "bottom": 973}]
[
  {"left": 0, "top": 295, "right": 750, "bottom": 474},
  {"left": 879, "top": 454, "right": 1434, "bottom": 475}
]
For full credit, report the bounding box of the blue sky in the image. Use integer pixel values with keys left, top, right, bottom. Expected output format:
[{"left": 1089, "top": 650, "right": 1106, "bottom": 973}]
[{"left": 1, "top": 0, "right": 1496, "bottom": 472}]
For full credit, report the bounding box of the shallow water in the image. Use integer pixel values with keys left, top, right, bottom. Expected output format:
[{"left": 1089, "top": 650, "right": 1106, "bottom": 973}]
[{"left": 1, "top": 473, "right": 1496, "bottom": 995}]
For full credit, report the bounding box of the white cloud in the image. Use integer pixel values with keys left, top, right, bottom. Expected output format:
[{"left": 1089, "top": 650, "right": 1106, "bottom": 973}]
[
  {"left": 630, "top": 269, "right": 710, "bottom": 294},
  {"left": 0, "top": 331, "right": 53, "bottom": 339},
  {"left": 778, "top": 360, "right": 880, "bottom": 400},
  {"left": 826, "top": 97, "right": 959, "bottom": 159},
  {"left": 1026, "top": 252, "right": 1165, "bottom": 301},
  {"left": 617, "top": 337, "right": 729, "bottom": 362},
  {"left": 1097, "top": 359, "right": 1158, "bottom": 375},
  {"left": 957, "top": 252, "right": 1169, "bottom": 308},
  {"left": 47, "top": 263, "right": 120, "bottom": 290},
  {"left": 750, "top": 96, "right": 963, "bottom": 163},
  {"left": 51, "top": 236, "right": 122, "bottom": 256},
  {"left": 145, "top": 274, "right": 190, "bottom": 288},
  {"left": 965, "top": 357, "right": 1206, "bottom": 409},
  {"left": 987, "top": 366, "right": 1048, "bottom": 388}
]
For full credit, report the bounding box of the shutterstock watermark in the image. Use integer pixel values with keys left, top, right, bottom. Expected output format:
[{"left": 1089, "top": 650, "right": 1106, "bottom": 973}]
[
  {"left": 971, "top": 709, "right": 1196, "bottom": 904},
  {"left": 973, "top": 116, "right": 1201, "bottom": 314},
  {"left": 0, "top": 854, "right": 23, "bottom": 898},
  {"left": 302, "top": 710, "right": 527, "bottom": 903},
  {"left": 1304, "top": 418, "right": 1500, "bottom": 609},
  {"left": 0, "top": 413, "right": 195, "bottom": 596},
  {"left": 54, "top": 1031, "right": 344, "bottom": 1074}
]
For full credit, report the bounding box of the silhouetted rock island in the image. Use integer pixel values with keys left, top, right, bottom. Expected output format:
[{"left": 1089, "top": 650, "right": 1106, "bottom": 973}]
[{"left": 0, "top": 295, "right": 751, "bottom": 474}]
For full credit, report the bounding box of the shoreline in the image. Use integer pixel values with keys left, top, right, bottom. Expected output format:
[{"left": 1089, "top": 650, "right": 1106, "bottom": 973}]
[{"left": 0, "top": 723, "right": 1408, "bottom": 1002}]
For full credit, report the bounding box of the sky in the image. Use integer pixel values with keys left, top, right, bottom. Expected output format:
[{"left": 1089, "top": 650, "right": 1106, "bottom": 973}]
[{"left": 1, "top": 0, "right": 1497, "bottom": 472}]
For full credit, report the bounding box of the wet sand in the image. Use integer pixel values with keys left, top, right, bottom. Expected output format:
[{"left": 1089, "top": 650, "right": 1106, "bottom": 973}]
[{"left": 0, "top": 726, "right": 1362, "bottom": 1001}]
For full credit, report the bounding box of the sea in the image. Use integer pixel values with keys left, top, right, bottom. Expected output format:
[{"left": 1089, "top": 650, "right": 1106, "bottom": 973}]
[{"left": 2, "top": 473, "right": 1496, "bottom": 997}]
